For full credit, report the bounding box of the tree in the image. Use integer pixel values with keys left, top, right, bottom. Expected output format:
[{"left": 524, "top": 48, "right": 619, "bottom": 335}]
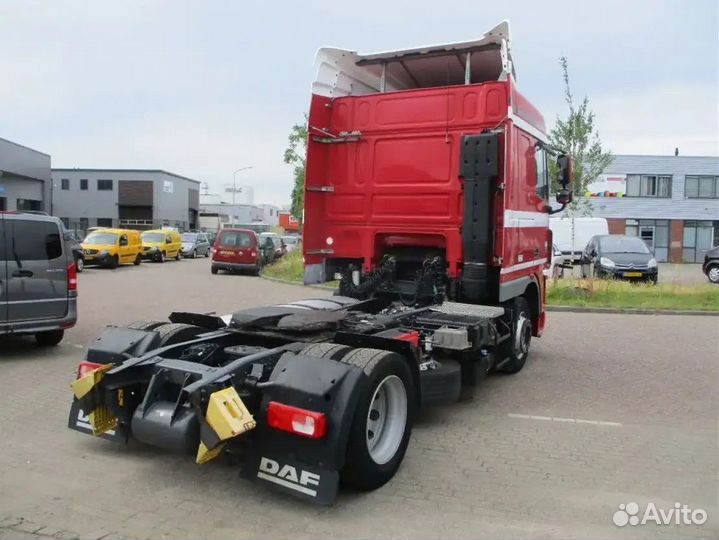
[
  {"left": 549, "top": 57, "right": 613, "bottom": 216},
  {"left": 283, "top": 115, "right": 308, "bottom": 221}
]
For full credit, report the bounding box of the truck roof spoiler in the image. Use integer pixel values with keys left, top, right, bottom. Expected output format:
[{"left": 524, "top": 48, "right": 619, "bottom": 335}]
[{"left": 312, "top": 20, "right": 515, "bottom": 98}]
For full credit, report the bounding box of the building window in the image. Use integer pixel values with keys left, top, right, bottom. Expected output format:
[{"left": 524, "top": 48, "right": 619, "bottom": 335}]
[
  {"left": 80, "top": 179, "right": 88, "bottom": 190},
  {"left": 61, "top": 178, "right": 70, "bottom": 190},
  {"left": 625, "top": 174, "right": 671, "bottom": 197},
  {"left": 97, "top": 179, "right": 113, "bottom": 191},
  {"left": 625, "top": 219, "right": 670, "bottom": 262},
  {"left": 685, "top": 175, "right": 719, "bottom": 199},
  {"left": 96, "top": 218, "right": 113, "bottom": 227}
]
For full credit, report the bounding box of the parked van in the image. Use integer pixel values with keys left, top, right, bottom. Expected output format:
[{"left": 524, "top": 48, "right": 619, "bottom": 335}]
[
  {"left": 141, "top": 229, "right": 182, "bottom": 262},
  {"left": 211, "top": 228, "right": 263, "bottom": 275},
  {"left": 0, "top": 212, "right": 77, "bottom": 346},
  {"left": 550, "top": 217, "right": 609, "bottom": 262},
  {"left": 81, "top": 228, "right": 143, "bottom": 268}
]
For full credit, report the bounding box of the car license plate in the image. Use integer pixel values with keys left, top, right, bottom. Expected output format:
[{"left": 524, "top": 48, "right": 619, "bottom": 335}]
[
  {"left": 623, "top": 272, "right": 642, "bottom": 277},
  {"left": 221, "top": 250, "right": 234, "bottom": 256}
]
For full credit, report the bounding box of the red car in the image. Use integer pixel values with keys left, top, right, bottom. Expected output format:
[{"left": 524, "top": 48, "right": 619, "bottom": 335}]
[{"left": 211, "top": 228, "right": 262, "bottom": 275}]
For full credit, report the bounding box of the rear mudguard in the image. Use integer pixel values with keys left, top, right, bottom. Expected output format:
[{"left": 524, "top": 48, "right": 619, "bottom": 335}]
[{"left": 241, "top": 352, "right": 367, "bottom": 504}]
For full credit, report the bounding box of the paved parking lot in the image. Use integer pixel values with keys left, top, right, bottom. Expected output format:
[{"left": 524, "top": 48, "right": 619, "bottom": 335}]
[{"left": 1, "top": 257, "right": 717, "bottom": 539}]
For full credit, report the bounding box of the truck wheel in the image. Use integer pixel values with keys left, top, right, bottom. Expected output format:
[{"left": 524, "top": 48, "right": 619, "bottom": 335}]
[
  {"left": 339, "top": 348, "right": 414, "bottom": 490},
  {"left": 155, "top": 323, "right": 203, "bottom": 346},
  {"left": 158, "top": 251, "right": 166, "bottom": 263},
  {"left": 35, "top": 329, "right": 64, "bottom": 346},
  {"left": 134, "top": 254, "right": 142, "bottom": 265},
  {"left": 497, "top": 296, "right": 531, "bottom": 374},
  {"left": 109, "top": 255, "right": 119, "bottom": 269},
  {"left": 126, "top": 320, "right": 166, "bottom": 331},
  {"left": 301, "top": 342, "right": 352, "bottom": 360},
  {"left": 76, "top": 257, "right": 84, "bottom": 273}
]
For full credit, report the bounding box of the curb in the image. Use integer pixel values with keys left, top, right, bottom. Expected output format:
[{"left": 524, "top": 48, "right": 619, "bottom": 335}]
[
  {"left": 546, "top": 305, "right": 719, "bottom": 316},
  {"left": 259, "top": 275, "right": 718, "bottom": 316}
]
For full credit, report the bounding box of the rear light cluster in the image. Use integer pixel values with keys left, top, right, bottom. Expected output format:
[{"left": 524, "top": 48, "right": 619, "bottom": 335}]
[
  {"left": 267, "top": 401, "right": 327, "bottom": 439},
  {"left": 394, "top": 330, "right": 420, "bottom": 348},
  {"left": 77, "top": 361, "right": 104, "bottom": 379},
  {"left": 67, "top": 262, "right": 77, "bottom": 292}
]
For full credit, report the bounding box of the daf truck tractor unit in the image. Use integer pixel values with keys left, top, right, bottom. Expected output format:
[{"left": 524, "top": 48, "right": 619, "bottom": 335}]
[{"left": 67, "top": 20, "right": 573, "bottom": 505}]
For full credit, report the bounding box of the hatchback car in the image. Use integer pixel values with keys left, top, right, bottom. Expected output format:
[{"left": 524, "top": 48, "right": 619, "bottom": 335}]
[
  {"left": 259, "top": 232, "right": 285, "bottom": 259},
  {"left": 211, "top": 228, "right": 263, "bottom": 275},
  {"left": 281, "top": 235, "right": 301, "bottom": 253},
  {"left": 0, "top": 212, "right": 77, "bottom": 346},
  {"left": 702, "top": 246, "right": 719, "bottom": 284},
  {"left": 581, "top": 235, "right": 658, "bottom": 283},
  {"left": 180, "top": 232, "right": 211, "bottom": 258}
]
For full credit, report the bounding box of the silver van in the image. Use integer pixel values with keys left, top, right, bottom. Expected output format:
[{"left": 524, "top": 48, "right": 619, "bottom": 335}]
[{"left": 0, "top": 212, "right": 78, "bottom": 346}]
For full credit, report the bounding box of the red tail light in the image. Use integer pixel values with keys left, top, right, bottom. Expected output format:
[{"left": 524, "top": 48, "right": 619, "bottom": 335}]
[
  {"left": 67, "top": 262, "right": 77, "bottom": 292},
  {"left": 77, "top": 361, "right": 104, "bottom": 379},
  {"left": 251, "top": 251, "right": 257, "bottom": 258},
  {"left": 267, "top": 401, "right": 327, "bottom": 439}
]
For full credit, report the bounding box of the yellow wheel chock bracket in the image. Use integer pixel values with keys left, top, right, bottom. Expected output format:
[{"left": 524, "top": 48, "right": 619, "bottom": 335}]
[
  {"left": 70, "top": 364, "right": 117, "bottom": 436},
  {"left": 196, "top": 387, "right": 256, "bottom": 464}
]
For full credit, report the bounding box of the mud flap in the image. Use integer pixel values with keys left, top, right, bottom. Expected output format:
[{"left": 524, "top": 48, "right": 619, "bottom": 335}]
[
  {"left": 67, "top": 399, "right": 125, "bottom": 443},
  {"left": 241, "top": 451, "right": 339, "bottom": 505}
]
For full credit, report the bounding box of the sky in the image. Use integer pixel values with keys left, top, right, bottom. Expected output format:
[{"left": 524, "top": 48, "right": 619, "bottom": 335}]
[{"left": 1, "top": 0, "right": 717, "bottom": 207}]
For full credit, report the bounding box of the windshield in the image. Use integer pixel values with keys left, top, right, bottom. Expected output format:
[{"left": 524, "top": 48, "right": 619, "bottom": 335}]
[
  {"left": 181, "top": 233, "right": 197, "bottom": 242},
  {"left": 599, "top": 236, "right": 650, "bottom": 254},
  {"left": 141, "top": 233, "right": 165, "bottom": 243},
  {"left": 84, "top": 233, "right": 118, "bottom": 245},
  {"left": 219, "top": 231, "right": 252, "bottom": 248}
]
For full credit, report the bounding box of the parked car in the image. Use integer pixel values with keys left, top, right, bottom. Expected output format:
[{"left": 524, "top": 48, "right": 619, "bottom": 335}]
[
  {"left": 581, "top": 235, "right": 658, "bottom": 283},
  {"left": 181, "top": 232, "right": 211, "bottom": 258},
  {"left": 82, "top": 228, "right": 143, "bottom": 268},
  {"left": 702, "top": 246, "right": 719, "bottom": 284},
  {"left": 550, "top": 217, "right": 609, "bottom": 263},
  {"left": 281, "top": 235, "right": 301, "bottom": 253},
  {"left": 141, "top": 229, "right": 182, "bottom": 262},
  {"left": 63, "top": 229, "right": 85, "bottom": 273},
  {"left": 211, "top": 228, "right": 263, "bottom": 275},
  {"left": 0, "top": 212, "right": 77, "bottom": 346},
  {"left": 544, "top": 243, "right": 566, "bottom": 280},
  {"left": 259, "top": 232, "right": 285, "bottom": 259}
]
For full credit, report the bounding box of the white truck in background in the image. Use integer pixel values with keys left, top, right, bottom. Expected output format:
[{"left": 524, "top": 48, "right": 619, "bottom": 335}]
[{"left": 550, "top": 217, "right": 609, "bottom": 263}]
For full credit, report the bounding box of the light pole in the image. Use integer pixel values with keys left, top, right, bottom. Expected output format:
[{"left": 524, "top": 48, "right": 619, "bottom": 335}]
[{"left": 232, "top": 166, "right": 253, "bottom": 206}]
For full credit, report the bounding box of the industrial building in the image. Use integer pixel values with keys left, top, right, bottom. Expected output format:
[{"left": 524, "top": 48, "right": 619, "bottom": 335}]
[
  {"left": 579, "top": 154, "right": 719, "bottom": 262},
  {"left": 51, "top": 169, "right": 201, "bottom": 233},
  {"left": 0, "top": 137, "right": 51, "bottom": 212}
]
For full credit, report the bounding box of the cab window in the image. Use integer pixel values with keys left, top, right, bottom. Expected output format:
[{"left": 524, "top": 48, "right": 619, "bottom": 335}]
[
  {"left": 119, "top": 234, "right": 128, "bottom": 246},
  {"left": 166, "top": 235, "right": 173, "bottom": 244}
]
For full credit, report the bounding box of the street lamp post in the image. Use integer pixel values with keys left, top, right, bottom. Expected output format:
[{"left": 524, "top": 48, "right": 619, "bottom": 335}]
[{"left": 232, "top": 166, "right": 253, "bottom": 206}]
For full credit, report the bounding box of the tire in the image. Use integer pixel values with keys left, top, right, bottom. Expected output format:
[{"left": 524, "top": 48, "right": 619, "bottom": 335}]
[
  {"left": 126, "top": 320, "right": 166, "bottom": 331},
  {"left": 497, "top": 296, "right": 532, "bottom": 374},
  {"left": 707, "top": 265, "right": 719, "bottom": 284},
  {"left": 134, "top": 254, "right": 142, "bottom": 266},
  {"left": 338, "top": 348, "right": 415, "bottom": 490},
  {"left": 211, "top": 266, "right": 219, "bottom": 275},
  {"left": 158, "top": 251, "right": 166, "bottom": 263},
  {"left": 300, "top": 342, "right": 352, "bottom": 360},
  {"left": 190, "top": 250, "right": 196, "bottom": 259},
  {"left": 76, "top": 257, "right": 84, "bottom": 273},
  {"left": 176, "top": 250, "right": 182, "bottom": 261},
  {"left": 204, "top": 249, "right": 210, "bottom": 258},
  {"left": 155, "top": 323, "right": 203, "bottom": 346},
  {"left": 108, "top": 255, "right": 119, "bottom": 269},
  {"left": 35, "top": 329, "right": 64, "bottom": 346}
]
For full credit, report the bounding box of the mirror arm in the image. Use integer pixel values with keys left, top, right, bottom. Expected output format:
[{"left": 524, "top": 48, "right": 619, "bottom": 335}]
[{"left": 547, "top": 203, "right": 567, "bottom": 215}]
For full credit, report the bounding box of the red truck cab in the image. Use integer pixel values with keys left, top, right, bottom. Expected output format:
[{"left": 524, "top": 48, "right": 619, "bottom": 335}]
[{"left": 303, "top": 20, "right": 572, "bottom": 338}]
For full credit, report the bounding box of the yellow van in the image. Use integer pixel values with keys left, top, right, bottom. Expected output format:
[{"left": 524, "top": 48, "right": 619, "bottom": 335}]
[
  {"left": 81, "top": 228, "right": 143, "bottom": 269},
  {"left": 140, "top": 229, "right": 182, "bottom": 263}
]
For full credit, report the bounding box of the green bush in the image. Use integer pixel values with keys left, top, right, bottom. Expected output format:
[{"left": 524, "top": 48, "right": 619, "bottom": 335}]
[{"left": 261, "top": 249, "right": 305, "bottom": 282}]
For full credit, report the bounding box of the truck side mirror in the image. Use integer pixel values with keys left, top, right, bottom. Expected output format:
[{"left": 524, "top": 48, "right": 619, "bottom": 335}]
[{"left": 555, "top": 154, "right": 574, "bottom": 206}]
